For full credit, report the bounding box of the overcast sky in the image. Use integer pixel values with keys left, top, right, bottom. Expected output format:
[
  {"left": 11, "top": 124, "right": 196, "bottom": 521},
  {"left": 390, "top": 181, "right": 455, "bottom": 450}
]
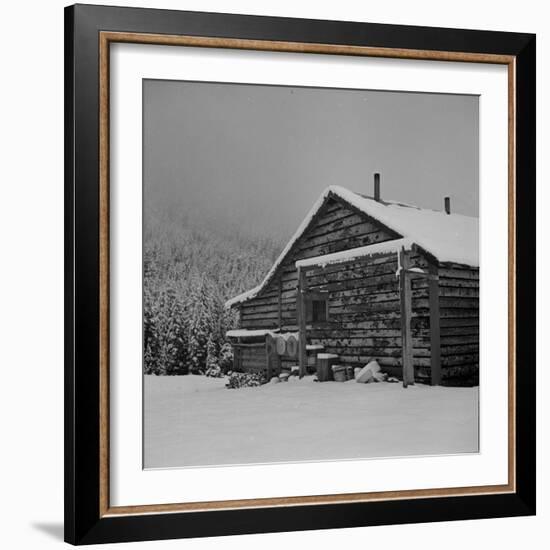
[{"left": 143, "top": 79, "right": 478, "bottom": 242}]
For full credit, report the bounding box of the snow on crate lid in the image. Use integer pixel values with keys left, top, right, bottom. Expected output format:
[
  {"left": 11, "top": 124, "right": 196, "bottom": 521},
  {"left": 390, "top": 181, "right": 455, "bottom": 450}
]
[{"left": 225, "top": 185, "right": 478, "bottom": 308}]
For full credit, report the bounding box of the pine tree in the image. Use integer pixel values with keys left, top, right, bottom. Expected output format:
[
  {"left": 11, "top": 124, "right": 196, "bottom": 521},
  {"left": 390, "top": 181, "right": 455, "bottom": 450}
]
[
  {"left": 206, "top": 334, "right": 218, "bottom": 370},
  {"left": 219, "top": 342, "right": 234, "bottom": 374},
  {"left": 143, "top": 210, "right": 282, "bottom": 376}
]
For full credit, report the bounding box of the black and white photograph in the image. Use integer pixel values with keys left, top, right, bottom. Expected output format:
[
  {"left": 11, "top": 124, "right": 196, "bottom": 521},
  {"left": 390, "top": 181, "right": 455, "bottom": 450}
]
[{"left": 142, "top": 80, "right": 480, "bottom": 469}]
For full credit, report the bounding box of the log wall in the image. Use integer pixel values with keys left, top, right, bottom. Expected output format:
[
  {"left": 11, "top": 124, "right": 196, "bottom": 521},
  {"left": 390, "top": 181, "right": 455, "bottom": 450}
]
[
  {"left": 436, "top": 263, "right": 479, "bottom": 384},
  {"left": 239, "top": 198, "right": 411, "bottom": 373},
  {"left": 240, "top": 197, "right": 399, "bottom": 332},
  {"left": 232, "top": 342, "right": 270, "bottom": 378},
  {"left": 234, "top": 196, "right": 479, "bottom": 385}
]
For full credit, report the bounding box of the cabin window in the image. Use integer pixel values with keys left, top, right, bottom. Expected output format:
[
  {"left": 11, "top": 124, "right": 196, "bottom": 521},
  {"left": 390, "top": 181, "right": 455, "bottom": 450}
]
[{"left": 306, "top": 297, "right": 329, "bottom": 324}]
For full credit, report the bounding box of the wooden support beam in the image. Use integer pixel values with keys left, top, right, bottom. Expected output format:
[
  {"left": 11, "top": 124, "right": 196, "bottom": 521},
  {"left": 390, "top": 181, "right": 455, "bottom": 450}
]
[
  {"left": 399, "top": 248, "right": 414, "bottom": 387},
  {"left": 278, "top": 278, "right": 283, "bottom": 330},
  {"left": 297, "top": 267, "right": 308, "bottom": 378},
  {"left": 232, "top": 347, "right": 241, "bottom": 372},
  {"left": 265, "top": 339, "right": 271, "bottom": 380},
  {"left": 428, "top": 262, "right": 442, "bottom": 386}
]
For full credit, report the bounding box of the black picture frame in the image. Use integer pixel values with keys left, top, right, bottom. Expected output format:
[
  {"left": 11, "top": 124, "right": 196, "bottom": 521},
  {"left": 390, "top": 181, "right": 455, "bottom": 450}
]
[{"left": 65, "top": 3, "right": 536, "bottom": 545}]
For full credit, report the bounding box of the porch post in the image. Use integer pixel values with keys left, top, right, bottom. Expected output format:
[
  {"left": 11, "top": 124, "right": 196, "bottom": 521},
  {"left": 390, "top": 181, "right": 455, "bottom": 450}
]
[
  {"left": 297, "top": 266, "right": 308, "bottom": 378},
  {"left": 278, "top": 278, "right": 283, "bottom": 330},
  {"left": 428, "top": 262, "right": 442, "bottom": 386},
  {"left": 399, "top": 248, "right": 414, "bottom": 387}
]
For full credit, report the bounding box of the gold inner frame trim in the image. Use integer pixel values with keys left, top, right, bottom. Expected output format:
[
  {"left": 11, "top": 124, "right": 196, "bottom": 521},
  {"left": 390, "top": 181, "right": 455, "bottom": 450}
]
[{"left": 98, "top": 31, "right": 516, "bottom": 518}]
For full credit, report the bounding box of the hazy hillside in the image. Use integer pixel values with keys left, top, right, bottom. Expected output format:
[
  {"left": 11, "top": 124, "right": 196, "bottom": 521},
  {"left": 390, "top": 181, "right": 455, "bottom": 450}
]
[{"left": 143, "top": 211, "right": 283, "bottom": 375}]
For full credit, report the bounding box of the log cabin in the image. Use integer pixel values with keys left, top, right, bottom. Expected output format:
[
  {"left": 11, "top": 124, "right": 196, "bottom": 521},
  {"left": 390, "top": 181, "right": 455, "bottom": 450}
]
[{"left": 225, "top": 177, "right": 479, "bottom": 386}]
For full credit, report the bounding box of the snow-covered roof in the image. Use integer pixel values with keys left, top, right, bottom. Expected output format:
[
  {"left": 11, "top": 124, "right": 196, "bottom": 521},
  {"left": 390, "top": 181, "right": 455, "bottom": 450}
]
[
  {"left": 226, "top": 185, "right": 478, "bottom": 308},
  {"left": 295, "top": 238, "right": 413, "bottom": 269}
]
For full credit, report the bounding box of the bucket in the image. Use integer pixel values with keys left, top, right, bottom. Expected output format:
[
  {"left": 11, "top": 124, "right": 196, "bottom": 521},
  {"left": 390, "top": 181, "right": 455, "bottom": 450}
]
[
  {"left": 317, "top": 353, "right": 338, "bottom": 382},
  {"left": 332, "top": 365, "right": 347, "bottom": 382}
]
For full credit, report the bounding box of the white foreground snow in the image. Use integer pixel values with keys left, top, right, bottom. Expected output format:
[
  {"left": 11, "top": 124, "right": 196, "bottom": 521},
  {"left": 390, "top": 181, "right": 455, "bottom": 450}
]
[{"left": 144, "top": 375, "right": 478, "bottom": 469}]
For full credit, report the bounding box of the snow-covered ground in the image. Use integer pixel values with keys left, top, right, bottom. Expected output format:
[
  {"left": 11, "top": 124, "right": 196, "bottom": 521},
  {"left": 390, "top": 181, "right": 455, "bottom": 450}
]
[{"left": 144, "top": 374, "right": 478, "bottom": 469}]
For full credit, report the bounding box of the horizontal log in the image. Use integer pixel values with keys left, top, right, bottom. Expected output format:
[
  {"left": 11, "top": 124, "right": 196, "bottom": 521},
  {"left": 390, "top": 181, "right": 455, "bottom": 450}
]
[
  {"left": 240, "top": 295, "right": 279, "bottom": 309},
  {"left": 415, "top": 308, "right": 479, "bottom": 319},
  {"left": 334, "top": 311, "right": 401, "bottom": 321},
  {"left": 241, "top": 357, "right": 266, "bottom": 365},
  {"left": 440, "top": 334, "right": 479, "bottom": 345},
  {"left": 442, "top": 353, "right": 479, "bottom": 366},
  {"left": 309, "top": 336, "right": 433, "bottom": 351},
  {"left": 330, "top": 292, "right": 401, "bottom": 307},
  {"left": 281, "top": 280, "right": 299, "bottom": 293},
  {"left": 309, "top": 328, "right": 405, "bottom": 339},
  {"left": 440, "top": 328, "right": 479, "bottom": 339},
  {"left": 441, "top": 343, "right": 479, "bottom": 355},
  {"left": 439, "top": 279, "right": 479, "bottom": 289},
  {"left": 412, "top": 278, "right": 480, "bottom": 291},
  {"left": 336, "top": 355, "right": 431, "bottom": 368},
  {"left": 241, "top": 348, "right": 267, "bottom": 356},
  {"left": 439, "top": 297, "right": 479, "bottom": 309},
  {"left": 325, "top": 346, "right": 403, "bottom": 358},
  {"left": 440, "top": 317, "right": 479, "bottom": 328},
  {"left": 311, "top": 336, "right": 404, "bottom": 347},
  {"left": 281, "top": 294, "right": 298, "bottom": 307},
  {"left": 305, "top": 252, "right": 398, "bottom": 278},
  {"left": 338, "top": 318, "right": 403, "bottom": 330},
  {"left": 310, "top": 278, "right": 400, "bottom": 297},
  {"left": 291, "top": 233, "right": 392, "bottom": 262},
  {"left": 241, "top": 311, "right": 280, "bottom": 321},
  {"left": 439, "top": 268, "right": 479, "bottom": 280},
  {"left": 329, "top": 284, "right": 403, "bottom": 299},
  {"left": 441, "top": 364, "right": 478, "bottom": 379},
  {"left": 243, "top": 301, "right": 297, "bottom": 315},
  {"left": 232, "top": 342, "right": 266, "bottom": 348},
  {"left": 306, "top": 212, "right": 374, "bottom": 240},
  {"left": 307, "top": 266, "right": 400, "bottom": 289},
  {"left": 331, "top": 301, "right": 401, "bottom": 314},
  {"left": 298, "top": 224, "right": 390, "bottom": 252},
  {"left": 312, "top": 208, "right": 357, "bottom": 228},
  {"left": 242, "top": 347, "right": 266, "bottom": 355},
  {"left": 441, "top": 261, "right": 480, "bottom": 271},
  {"left": 241, "top": 357, "right": 267, "bottom": 366},
  {"left": 240, "top": 320, "right": 278, "bottom": 329},
  {"left": 439, "top": 287, "right": 479, "bottom": 298},
  {"left": 308, "top": 274, "right": 398, "bottom": 294},
  {"left": 333, "top": 314, "right": 431, "bottom": 327},
  {"left": 240, "top": 303, "right": 279, "bottom": 315},
  {"left": 408, "top": 298, "right": 479, "bottom": 310},
  {"left": 280, "top": 253, "right": 398, "bottom": 284}
]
